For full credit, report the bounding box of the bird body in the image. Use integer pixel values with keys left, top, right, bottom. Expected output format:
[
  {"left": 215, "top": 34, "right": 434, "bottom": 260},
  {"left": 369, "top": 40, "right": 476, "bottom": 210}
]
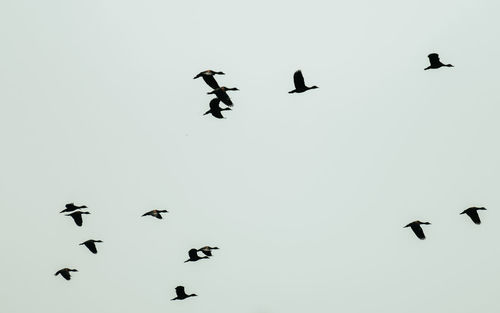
[
  {"left": 194, "top": 70, "right": 224, "bottom": 89},
  {"left": 55, "top": 268, "right": 78, "bottom": 280},
  {"left": 185, "top": 248, "right": 209, "bottom": 262},
  {"left": 66, "top": 211, "right": 90, "bottom": 226},
  {"left": 461, "top": 207, "right": 487, "bottom": 224},
  {"left": 404, "top": 220, "right": 431, "bottom": 240},
  {"left": 171, "top": 286, "right": 197, "bottom": 300},
  {"left": 425, "top": 53, "right": 453, "bottom": 70},
  {"left": 204, "top": 98, "right": 231, "bottom": 119},
  {"left": 198, "top": 246, "right": 219, "bottom": 257},
  {"left": 207, "top": 86, "right": 239, "bottom": 107},
  {"left": 142, "top": 209, "right": 169, "bottom": 219},
  {"left": 80, "top": 239, "right": 103, "bottom": 254},
  {"left": 289, "top": 70, "right": 318, "bottom": 93},
  {"left": 60, "top": 203, "right": 87, "bottom": 213}
]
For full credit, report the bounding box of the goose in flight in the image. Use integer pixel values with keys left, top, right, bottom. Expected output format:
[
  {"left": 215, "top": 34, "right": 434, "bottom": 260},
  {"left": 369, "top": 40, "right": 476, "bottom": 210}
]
[
  {"left": 404, "top": 220, "right": 431, "bottom": 240},
  {"left": 204, "top": 98, "right": 231, "bottom": 119},
  {"left": 80, "top": 239, "right": 103, "bottom": 254},
  {"left": 171, "top": 286, "right": 197, "bottom": 300},
  {"left": 207, "top": 86, "right": 239, "bottom": 107},
  {"left": 142, "top": 209, "right": 168, "bottom": 219},
  {"left": 60, "top": 203, "right": 87, "bottom": 213},
  {"left": 55, "top": 268, "right": 78, "bottom": 280},
  {"left": 198, "top": 246, "right": 219, "bottom": 257},
  {"left": 289, "top": 70, "right": 318, "bottom": 93},
  {"left": 194, "top": 70, "right": 224, "bottom": 89},
  {"left": 66, "top": 211, "right": 90, "bottom": 227},
  {"left": 185, "top": 248, "right": 209, "bottom": 263},
  {"left": 460, "top": 207, "right": 487, "bottom": 224},
  {"left": 425, "top": 53, "right": 453, "bottom": 70}
]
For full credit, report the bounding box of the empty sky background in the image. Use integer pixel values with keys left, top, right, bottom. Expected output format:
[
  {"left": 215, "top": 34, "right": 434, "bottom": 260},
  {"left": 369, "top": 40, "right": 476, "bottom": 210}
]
[{"left": 1, "top": 1, "right": 500, "bottom": 312}]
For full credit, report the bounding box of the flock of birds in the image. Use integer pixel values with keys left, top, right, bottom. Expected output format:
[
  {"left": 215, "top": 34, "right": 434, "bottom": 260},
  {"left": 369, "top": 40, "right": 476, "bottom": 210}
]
[
  {"left": 54, "top": 53, "right": 477, "bottom": 301},
  {"left": 55, "top": 204, "right": 219, "bottom": 301}
]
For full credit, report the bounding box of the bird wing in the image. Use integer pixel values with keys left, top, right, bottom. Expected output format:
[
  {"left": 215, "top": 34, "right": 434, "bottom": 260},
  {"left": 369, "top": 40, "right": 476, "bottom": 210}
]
[
  {"left": 293, "top": 70, "right": 306, "bottom": 89},
  {"left": 411, "top": 224, "right": 426, "bottom": 239},
  {"left": 209, "top": 98, "right": 221, "bottom": 111},
  {"left": 155, "top": 212, "right": 163, "bottom": 219},
  {"left": 188, "top": 249, "right": 199, "bottom": 260},
  {"left": 466, "top": 210, "right": 482, "bottom": 224},
  {"left": 215, "top": 90, "right": 233, "bottom": 106},
  {"left": 428, "top": 53, "right": 441, "bottom": 65},
  {"left": 142, "top": 210, "right": 153, "bottom": 217},
  {"left": 70, "top": 213, "right": 83, "bottom": 226},
  {"left": 203, "top": 75, "right": 220, "bottom": 89},
  {"left": 56, "top": 270, "right": 71, "bottom": 280},
  {"left": 85, "top": 241, "right": 98, "bottom": 254},
  {"left": 176, "top": 286, "right": 187, "bottom": 297}
]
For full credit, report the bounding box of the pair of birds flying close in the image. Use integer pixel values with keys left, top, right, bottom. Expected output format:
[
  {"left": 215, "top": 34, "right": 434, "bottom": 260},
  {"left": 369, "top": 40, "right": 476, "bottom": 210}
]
[
  {"left": 405, "top": 207, "right": 486, "bottom": 240},
  {"left": 61, "top": 203, "right": 90, "bottom": 227},
  {"left": 194, "top": 70, "right": 239, "bottom": 119}
]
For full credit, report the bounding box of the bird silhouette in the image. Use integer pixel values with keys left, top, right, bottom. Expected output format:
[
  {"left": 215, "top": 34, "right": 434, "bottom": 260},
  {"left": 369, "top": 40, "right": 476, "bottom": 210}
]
[
  {"left": 207, "top": 86, "right": 239, "bottom": 107},
  {"left": 204, "top": 98, "right": 231, "bottom": 119},
  {"left": 185, "top": 248, "right": 209, "bottom": 263},
  {"left": 80, "top": 239, "right": 103, "bottom": 254},
  {"left": 289, "top": 70, "right": 318, "bottom": 93},
  {"left": 424, "top": 53, "right": 453, "bottom": 70},
  {"left": 460, "top": 207, "right": 487, "bottom": 225},
  {"left": 66, "top": 211, "right": 90, "bottom": 227},
  {"left": 198, "top": 246, "right": 219, "bottom": 257},
  {"left": 142, "top": 209, "right": 169, "bottom": 219},
  {"left": 60, "top": 203, "right": 87, "bottom": 213},
  {"left": 55, "top": 268, "right": 78, "bottom": 280},
  {"left": 194, "top": 70, "right": 224, "bottom": 89},
  {"left": 171, "top": 286, "right": 197, "bottom": 300},
  {"left": 404, "top": 220, "right": 431, "bottom": 240}
]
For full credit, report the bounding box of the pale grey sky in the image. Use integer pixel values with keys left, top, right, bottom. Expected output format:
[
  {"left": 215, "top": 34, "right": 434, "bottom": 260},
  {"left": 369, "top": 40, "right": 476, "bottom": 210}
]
[{"left": 1, "top": 1, "right": 500, "bottom": 312}]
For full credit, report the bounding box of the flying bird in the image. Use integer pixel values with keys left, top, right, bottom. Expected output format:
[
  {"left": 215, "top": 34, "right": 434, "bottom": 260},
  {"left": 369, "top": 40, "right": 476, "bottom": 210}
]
[
  {"left": 460, "top": 207, "right": 487, "bottom": 225},
  {"left": 207, "top": 86, "right": 239, "bottom": 107},
  {"left": 404, "top": 220, "right": 431, "bottom": 240},
  {"left": 171, "top": 286, "right": 197, "bottom": 300},
  {"left": 80, "top": 239, "right": 103, "bottom": 254},
  {"left": 204, "top": 98, "right": 231, "bottom": 119},
  {"left": 55, "top": 268, "right": 78, "bottom": 280},
  {"left": 289, "top": 70, "right": 318, "bottom": 93},
  {"left": 194, "top": 70, "right": 224, "bottom": 89},
  {"left": 184, "top": 248, "right": 209, "bottom": 263},
  {"left": 425, "top": 53, "right": 453, "bottom": 70},
  {"left": 198, "top": 246, "right": 219, "bottom": 257},
  {"left": 60, "top": 203, "right": 87, "bottom": 213},
  {"left": 66, "top": 211, "right": 90, "bottom": 227},
  {"left": 142, "top": 209, "right": 169, "bottom": 219}
]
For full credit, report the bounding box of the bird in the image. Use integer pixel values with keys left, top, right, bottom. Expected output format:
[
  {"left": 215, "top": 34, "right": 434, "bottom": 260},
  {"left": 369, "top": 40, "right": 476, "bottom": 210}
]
[
  {"left": 194, "top": 70, "right": 224, "bottom": 89},
  {"left": 288, "top": 70, "right": 318, "bottom": 93},
  {"left": 60, "top": 203, "right": 87, "bottom": 213},
  {"left": 460, "top": 207, "right": 487, "bottom": 225},
  {"left": 207, "top": 86, "right": 239, "bottom": 107},
  {"left": 66, "top": 211, "right": 90, "bottom": 227},
  {"left": 404, "top": 220, "right": 431, "bottom": 240},
  {"left": 55, "top": 268, "right": 78, "bottom": 280},
  {"left": 142, "top": 209, "right": 169, "bottom": 219},
  {"left": 204, "top": 98, "right": 231, "bottom": 119},
  {"left": 185, "top": 248, "right": 209, "bottom": 263},
  {"left": 171, "top": 286, "right": 197, "bottom": 300},
  {"left": 198, "top": 246, "right": 219, "bottom": 257},
  {"left": 424, "top": 53, "right": 453, "bottom": 70},
  {"left": 80, "top": 239, "right": 103, "bottom": 254}
]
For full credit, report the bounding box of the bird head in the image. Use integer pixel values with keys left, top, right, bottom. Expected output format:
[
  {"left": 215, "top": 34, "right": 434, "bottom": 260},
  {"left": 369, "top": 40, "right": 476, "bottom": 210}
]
[
  {"left": 310, "top": 86, "right": 319, "bottom": 89},
  {"left": 216, "top": 71, "right": 225, "bottom": 75}
]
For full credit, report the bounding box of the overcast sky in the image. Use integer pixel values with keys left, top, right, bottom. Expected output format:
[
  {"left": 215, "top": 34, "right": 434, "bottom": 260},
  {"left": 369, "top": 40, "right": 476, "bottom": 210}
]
[{"left": 1, "top": 1, "right": 500, "bottom": 312}]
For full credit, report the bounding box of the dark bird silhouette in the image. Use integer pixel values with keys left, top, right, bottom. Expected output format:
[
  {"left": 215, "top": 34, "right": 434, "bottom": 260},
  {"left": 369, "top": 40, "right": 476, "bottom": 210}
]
[
  {"left": 194, "top": 70, "right": 224, "bottom": 89},
  {"left": 404, "top": 220, "right": 431, "bottom": 240},
  {"left": 185, "top": 248, "right": 209, "bottom": 263},
  {"left": 207, "top": 86, "right": 239, "bottom": 107},
  {"left": 66, "top": 211, "right": 90, "bottom": 227},
  {"left": 425, "top": 53, "right": 453, "bottom": 70},
  {"left": 460, "top": 207, "right": 487, "bottom": 225},
  {"left": 204, "top": 98, "right": 231, "bottom": 119},
  {"left": 80, "top": 239, "right": 103, "bottom": 254},
  {"left": 60, "top": 203, "right": 87, "bottom": 213},
  {"left": 171, "top": 286, "right": 197, "bottom": 300},
  {"left": 142, "top": 209, "right": 169, "bottom": 219},
  {"left": 55, "top": 268, "right": 78, "bottom": 280},
  {"left": 289, "top": 70, "right": 318, "bottom": 93},
  {"left": 198, "top": 246, "right": 219, "bottom": 257}
]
